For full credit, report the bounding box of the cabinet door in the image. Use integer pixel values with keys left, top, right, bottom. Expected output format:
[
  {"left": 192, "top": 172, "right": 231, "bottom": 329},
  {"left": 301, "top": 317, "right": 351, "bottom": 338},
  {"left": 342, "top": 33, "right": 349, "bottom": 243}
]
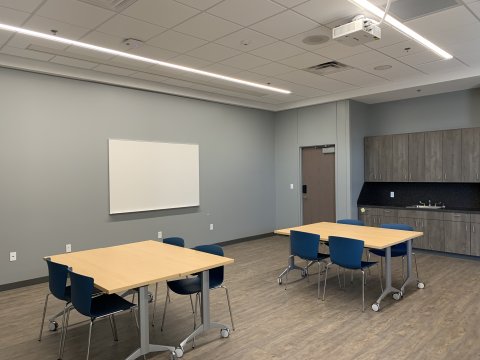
[
  {"left": 462, "top": 127, "right": 480, "bottom": 182},
  {"left": 392, "top": 134, "right": 409, "bottom": 181},
  {"left": 378, "top": 135, "right": 393, "bottom": 182},
  {"left": 424, "top": 131, "right": 443, "bottom": 182},
  {"left": 408, "top": 133, "right": 425, "bottom": 182},
  {"left": 442, "top": 129, "right": 462, "bottom": 182},
  {"left": 471, "top": 222, "right": 480, "bottom": 256},
  {"left": 425, "top": 219, "right": 445, "bottom": 251},
  {"left": 444, "top": 221, "right": 470, "bottom": 255},
  {"left": 364, "top": 137, "right": 379, "bottom": 181},
  {"left": 399, "top": 217, "right": 428, "bottom": 249}
]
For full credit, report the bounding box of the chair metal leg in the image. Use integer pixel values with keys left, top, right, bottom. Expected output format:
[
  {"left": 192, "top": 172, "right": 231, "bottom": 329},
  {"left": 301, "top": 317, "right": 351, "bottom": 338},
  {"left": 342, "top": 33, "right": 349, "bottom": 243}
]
[
  {"left": 222, "top": 286, "right": 235, "bottom": 330},
  {"left": 151, "top": 283, "right": 159, "bottom": 326},
  {"left": 160, "top": 288, "right": 169, "bottom": 331},
  {"left": 86, "top": 320, "right": 94, "bottom": 360},
  {"left": 109, "top": 315, "right": 119, "bottom": 341},
  {"left": 322, "top": 263, "right": 331, "bottom": 301},
  {"left": 59, "top": 306, "right": 72, "bottom": 360},
  {"left": 38, "top": 293, "right": 51, "bottom": 341},
  {"left": 361, "top": 270, "right": 365, "bottom": 312},
  {"left": 57, "top": 303, "right": 69, "bottom": 360},
  {"left": 317, "top": 262, "right": 322, "bottom": 299},
  {"left": 336, "top": 266, "right": 342, "bottom": 289},
  {"left": 189, "top": 294, "right": 194, "bottom": 314},
  {"left": 284, "top": 255, "right": 293, "bottom": 290}
]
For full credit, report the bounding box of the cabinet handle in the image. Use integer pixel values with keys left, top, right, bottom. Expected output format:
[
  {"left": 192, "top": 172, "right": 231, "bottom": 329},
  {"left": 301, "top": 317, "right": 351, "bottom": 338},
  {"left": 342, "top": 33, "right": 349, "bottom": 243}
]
[
  {"left": 473, "top": 225, "right": 475, "bottom": 233},
  {"left": 477, "top": 173, "right": 479, "bottom": 181},
  {"left": 409, "top": 173, "right": 412, "bottom": 181},
  {"left": 444, "top": 173, "right": 447, "bottom": 180},
  {"left": 453, "top": 214, "right": 461, "bottom": 217},
  {"left": 404, "top": 174, "right": 407, "bottom": 180},
  {"left": 384, "top": 210, "right": 391, "bottom": 213},
  {"left": 374, "top": 174, "right": 377, "bottom": 180},
  {"left": 466, "top": 224, "right": 468, "bottom": 232}
]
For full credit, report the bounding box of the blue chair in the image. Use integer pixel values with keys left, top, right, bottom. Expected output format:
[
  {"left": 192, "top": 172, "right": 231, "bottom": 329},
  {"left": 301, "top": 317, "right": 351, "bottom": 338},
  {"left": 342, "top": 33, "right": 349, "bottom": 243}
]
[
  {"left": 152, "top": 237, "right": 193, "bottom": 326},
  {"left": 62, "top": 270, "right": 137, "bottom": 360},
  {"left": 322, "top": 236, "right": 380, "bottom": 311},
  {"left": 337, "top": 219, "right": 365, "bottom": 226},
  {"left": 369, "top": 224, "right": 419, "bottom": 283},
  {"left": 285, "top": 230, "right": 329, "bottom": 298},
  {"left": 160, "top": 244, "right": 234, "bottom": 334}
]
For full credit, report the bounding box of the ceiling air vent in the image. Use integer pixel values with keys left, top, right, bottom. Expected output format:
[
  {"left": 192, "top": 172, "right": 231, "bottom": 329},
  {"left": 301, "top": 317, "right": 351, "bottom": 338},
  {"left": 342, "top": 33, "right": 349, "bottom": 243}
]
[
  {"left": 303, "top": 61, "right": 352, "bottom": 76},
  {"left": 78, "top": 0, "right": 139, "bottom": 12}
]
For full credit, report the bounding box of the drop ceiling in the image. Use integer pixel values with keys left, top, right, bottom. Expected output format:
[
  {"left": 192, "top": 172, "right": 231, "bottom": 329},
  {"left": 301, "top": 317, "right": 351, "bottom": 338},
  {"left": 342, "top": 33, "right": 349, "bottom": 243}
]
[{"left": 0, "top": 0, "right": 479, "bottom": 111}]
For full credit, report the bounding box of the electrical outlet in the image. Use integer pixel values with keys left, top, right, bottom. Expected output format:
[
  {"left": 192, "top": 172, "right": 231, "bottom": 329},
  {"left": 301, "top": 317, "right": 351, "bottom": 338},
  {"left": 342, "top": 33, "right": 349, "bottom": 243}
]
[
  {"left": 390, "top": 191, "right": 395, "bottom": 198},
  {"left": 290, "top": 184, "right": 294, "bottom": 189},
  {"left": 9, "top": 252, "right": 16, "bottom": 262},
  {"left": 157, "top": 231, "right": 162, "bottom": 239},
  {"left": 209, "top": 224, "right": 213, "bottom": 231},
  {"left": 66, "top": 244, "right": 72, "bottom": 253}
]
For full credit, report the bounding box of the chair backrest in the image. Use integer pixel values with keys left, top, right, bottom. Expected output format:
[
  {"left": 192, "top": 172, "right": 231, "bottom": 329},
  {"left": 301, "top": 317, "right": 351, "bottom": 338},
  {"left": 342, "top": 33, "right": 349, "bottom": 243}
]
[
  {"left": 380, "top": 223, "right": 413, "bottom": 252},
  {"left": 290, "top": 230, "right": 320, "bottom": 261},
  {"left": 163, "top": 237, "right": 185, "bottom": 247},
  {"left": 337, "top": 219, "right": 365, "bottom": 226},
  {"left": 68, "top": 270, "right": 94, "bottom": 317},
  {"left": 46, "top": 258, "right": 69, "bottom": 301},
  {"left": 328, "top": 236, "right": 364, "bottom": 269},
  {"left": 193, "top": 245, "right": 224, "bottom": 287}
]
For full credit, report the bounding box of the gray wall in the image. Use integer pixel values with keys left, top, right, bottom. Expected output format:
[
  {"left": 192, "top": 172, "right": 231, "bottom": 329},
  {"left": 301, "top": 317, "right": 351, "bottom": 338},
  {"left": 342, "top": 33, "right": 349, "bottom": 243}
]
[
  {"left": 0, "top": 68, "right": 275, "bottom": 285},
  {"left": 274, "top": 101, "right": 352, "bottom": 228}
]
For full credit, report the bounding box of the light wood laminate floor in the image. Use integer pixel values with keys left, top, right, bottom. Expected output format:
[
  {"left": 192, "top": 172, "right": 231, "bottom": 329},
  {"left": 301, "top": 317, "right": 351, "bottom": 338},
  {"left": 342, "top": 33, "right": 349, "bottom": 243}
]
[{"left": 1, "top": 235, "right": 480, "bottom": 360}]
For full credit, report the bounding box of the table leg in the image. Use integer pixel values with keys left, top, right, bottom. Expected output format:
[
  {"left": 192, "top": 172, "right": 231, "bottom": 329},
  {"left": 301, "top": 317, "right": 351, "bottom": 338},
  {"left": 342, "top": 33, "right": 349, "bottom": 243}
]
[
  {"left": 177, "top": 270, "right": 230, "bottom": 358},
  {"left": 277, "top": 255, "right": 306, "bottom": 284},
  {"left": 372, "top": 247, "right": 401, "bottom": 312},
  {"left": 125, "top": 286, "right": 175, "bottom": 360},
  {"left": 400, "top": 240, "right": 425, "bottom": 293}
]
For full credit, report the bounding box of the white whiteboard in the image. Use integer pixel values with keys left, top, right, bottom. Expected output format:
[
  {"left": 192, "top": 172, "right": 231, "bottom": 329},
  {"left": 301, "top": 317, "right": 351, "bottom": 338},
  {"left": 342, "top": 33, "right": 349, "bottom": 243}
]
[{"left": 108, "top": 139, "right": 199, "bottom": 214}]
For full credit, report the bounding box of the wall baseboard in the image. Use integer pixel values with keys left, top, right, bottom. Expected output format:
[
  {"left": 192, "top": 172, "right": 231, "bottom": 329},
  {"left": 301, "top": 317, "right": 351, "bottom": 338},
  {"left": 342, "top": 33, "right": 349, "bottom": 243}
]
[{"left": 0, "top": 233, "right": 275, "bottom": 292}]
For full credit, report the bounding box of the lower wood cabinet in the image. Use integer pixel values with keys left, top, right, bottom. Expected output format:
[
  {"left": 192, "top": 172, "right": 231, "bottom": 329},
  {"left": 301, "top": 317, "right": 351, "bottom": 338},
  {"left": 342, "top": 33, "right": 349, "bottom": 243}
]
[
  {"left": 469, "top": 214, "right": 480, "bottom": 256},
  {"left": 444, "top": 221, "right": 470, "bottom": 255}
]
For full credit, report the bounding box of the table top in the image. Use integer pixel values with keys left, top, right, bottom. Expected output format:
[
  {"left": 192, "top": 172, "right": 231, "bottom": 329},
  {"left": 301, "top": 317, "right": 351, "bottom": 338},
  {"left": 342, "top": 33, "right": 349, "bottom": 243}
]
[
  {"left": 274, "top": 222, "right": 423, "bottom": 250},
  {"left": 48, "top": 240, "right": 234, "bottom": 294}
]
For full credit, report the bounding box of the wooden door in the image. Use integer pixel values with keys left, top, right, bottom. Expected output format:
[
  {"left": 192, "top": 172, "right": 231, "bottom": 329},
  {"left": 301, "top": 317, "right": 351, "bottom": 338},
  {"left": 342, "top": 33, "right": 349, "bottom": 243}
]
[
  {"left": 378, "top": 135, "right": 393, "bottom": 182},
  {"left": 442, "top": 129, "right": 462, "bottom": 182},
  {"left": 392, "top": 134, "right": 409, "bottom": 182},
  {"left": 444, "top": 221, "right": 470, "bottom": 255},
  {"left": 462, "top": 127, "right": 480, "bottom": 182},
  {"left": 302, "top": 147, "right": 336, "bottom": 225},
  {"left": 408, "top": 132, "right": 425, "bottom": 182},
  {"left": 364, "top": 137, "right": 379, "bottom": 181},
  {"left": 424, "top": 131, "right": 443, "bottom": 182}
]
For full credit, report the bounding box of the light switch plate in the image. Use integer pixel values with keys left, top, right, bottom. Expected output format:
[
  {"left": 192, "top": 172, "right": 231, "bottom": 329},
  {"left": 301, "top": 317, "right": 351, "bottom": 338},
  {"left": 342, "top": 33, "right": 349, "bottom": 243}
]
[{"left": 390, "top": 191, "right": 395, "bottom": 198}]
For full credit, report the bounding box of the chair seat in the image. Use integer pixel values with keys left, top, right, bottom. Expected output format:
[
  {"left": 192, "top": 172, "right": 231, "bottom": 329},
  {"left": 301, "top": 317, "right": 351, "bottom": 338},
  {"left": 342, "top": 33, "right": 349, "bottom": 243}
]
[
  {"left": 301, "top": 252, "right": 329, "bottom": 262},
  {"left": 370, "top": 248, "right": 406, "bottom": 258},
  {"left": 168, "top": 275, "right": 223, "bottom": 296},
  {"left": 361, "top": 261, "right": 377, "bottom": 269},
  {"left": 90, "top": 294, "right": 135, "bottom": 318}
]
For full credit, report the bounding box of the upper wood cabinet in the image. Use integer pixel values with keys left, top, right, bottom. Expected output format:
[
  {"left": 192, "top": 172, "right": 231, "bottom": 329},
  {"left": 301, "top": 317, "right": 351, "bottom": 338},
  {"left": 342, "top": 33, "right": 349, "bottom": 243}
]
[
  {"left": 424, "top": 131, "right": 443, "bottom": 182},
  {"left": 392, "top": 134, "right": 408, "bottom": 181},
  {"left": 364, "top": 136, "right": 392, "bottom": 182},
  {"left": 462, "top": 127, "right": 480, "bottom": 182},
  {"left": 408, "top": 132, "right": 425, "bottom": 182},
  {"left": 442, "top": 129, "right": 462, "bottom": 182}
]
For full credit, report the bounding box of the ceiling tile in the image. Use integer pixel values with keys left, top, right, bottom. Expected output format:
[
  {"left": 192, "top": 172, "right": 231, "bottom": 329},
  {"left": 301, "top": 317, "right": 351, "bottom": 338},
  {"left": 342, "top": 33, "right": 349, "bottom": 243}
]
[
  {"left": 276, "top": 69, "right": 356, "bottom": 92},
  {"left": 201, "top": 62, "right": 242, "bottom": 75},
  {"left": 0, "top": 45, "right": 55, "bottom": 61},
  {"left": 13, "top": 15, "right": 90, "bottom": 41},
  {"left": 80, "top": 31, "right": 127, "bottom": 51},
  {"left": 339, "top": 50, "right": 393, "bottom": 67},
  {"left": 284, "top": 26, "right": 333, "bottom": 51},
  {"left": 271, "top": 0, "right": 309, "bottom": 8},
  {"left": 186, "top": 42, "right": 241, "bottom": 62},
  {"left": 0, "top": 5, "right": 31, "bottom": 25},
  {"left": 95, "top": 14, "right": 166, "bottom": 41},
  {"left": 128, "top": 44, "right": 178, "bottom": 61},
  {"left": 50, "top": 55, "right": 97, "bottom": 69},
  {"left": 250, "top": 62, "right": 295, "bottom": 76},
  {"left": 207, "top": 0, "right": 285, "bottom": 26},
  {"left": 8, "top": 33, "right": 69, "bottom": 51},
  {"left": 220, "top": 53, "right": 271, "bottom": 70},
  {"left": 365, "top": 25, "right": 410, "bottom": 50},
  {"left": 398, "top": 50, "right": 442, "bottom": 66},
  {"left": 110, "top": 54, "right": 157, "bottom": 69},
  {"left": 227, "top": 70, "right": 267, "bottom": 83},
  {"left": 279, "top": 52, "right": 330, "bottom": 69},
  {"left": 261, "top": 76, "right": 329, "bottom": 97},
  {"left": 415, "top": 58, "right": 468, "bottom": 74},
  {"left": 376, "top": 39, "right": 425, "bottom": 58},
  {"left": 0, "top": 33, "right": 10, "bottom": 47},
  {"left": 262, "top": 92, "right": 306, "bottom": 104},
  {"left": 66, "top": 45, "right": 115, "bottom": 61},
  {"left": 122, "top": 0, "right": 199, "bottom": 28},
  {"left": 293, "top": 0, "right": 360, "bottom": 24},
  {"left": 325, "top": 68, "right": 388, "bottom": 87},
  {"left": 361, "top": 60, "right": 424, "bottom": 81},
  {"left": 37, "top": 0, "right": 115, "bottom": 28},
  {"left": 147, "top": 30, "right": 207, "bottom": 53},
  {"left": 0, "top": 0, "right": 44, "bottom": 13},
  {"left": 173, "top": 13, "right": 241, "bottom": 41},
  {"left": 168, "top": 54, "right": 212, "bottom": 68},
  {"left": 174, "top": 0, "right": 223, "bottom": 10},
  {"left": 468, "top": 1, "right": 480, "bottom": 16},
  {"left": 250, "top": 41, "right": 304, "bottom": 61},
  {"left": 93, "top": 64, "right": 137, "bottom": 76},
  {"left": 250, "top": 10, "right": 318, "bottom": 40},
  {"left": 215, "top": 28, "right": 277, "bottom": 51},
  {"left": 129, "top": 71, "right": 169, "bottom": 83},
  {"left": 314, "top": 43, "right": 370, "bottom": 60}
]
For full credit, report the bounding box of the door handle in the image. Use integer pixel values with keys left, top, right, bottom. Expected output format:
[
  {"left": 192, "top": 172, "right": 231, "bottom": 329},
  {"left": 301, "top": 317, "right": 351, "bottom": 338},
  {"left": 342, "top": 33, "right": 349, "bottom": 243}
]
[{"left": 302, "top": 185, "right": 307, "bottom": 194}]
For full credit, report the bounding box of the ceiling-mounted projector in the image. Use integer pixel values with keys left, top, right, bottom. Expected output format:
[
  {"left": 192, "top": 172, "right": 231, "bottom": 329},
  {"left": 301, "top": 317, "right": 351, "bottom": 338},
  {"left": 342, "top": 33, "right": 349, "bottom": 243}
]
[{"left": 332, "top": 16, "right": 381, "bottom": 46}]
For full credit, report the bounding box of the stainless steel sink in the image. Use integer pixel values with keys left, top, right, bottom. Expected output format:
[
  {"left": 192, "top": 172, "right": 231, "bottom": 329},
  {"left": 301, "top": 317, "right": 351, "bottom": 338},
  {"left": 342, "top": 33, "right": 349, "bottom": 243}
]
[{"left": 406, "top": 205, "right": 445, "bottom": 209}]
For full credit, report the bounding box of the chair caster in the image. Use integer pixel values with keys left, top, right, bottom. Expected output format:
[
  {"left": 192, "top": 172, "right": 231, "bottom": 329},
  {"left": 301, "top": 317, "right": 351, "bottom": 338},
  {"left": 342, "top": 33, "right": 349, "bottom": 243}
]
[
  {"left": 174, "top": 347, "right": 184, "bottom": 358},
  {"left": 392, "top": 292, "right": 402, "bottom": 301},
  {"left": 48, "top": 321, "right": 58, "bottom": 332},
  {"left": 148, "top": 292, "right": 154, "bottom": 303},
  {"left": 220, "top": 328, "right": 230, "bottom": 338},
  {"left": 371, "top": 303, "right": 380, "bottom": 312},
  {"left": 417, "top": 282, "right": 425, "bottom": 289},
  {"left": 301, "top": 269, "right": 307, "bottom": 278},
  {"left": 277, "top": 277, "right": 282, "bottom": 285}
]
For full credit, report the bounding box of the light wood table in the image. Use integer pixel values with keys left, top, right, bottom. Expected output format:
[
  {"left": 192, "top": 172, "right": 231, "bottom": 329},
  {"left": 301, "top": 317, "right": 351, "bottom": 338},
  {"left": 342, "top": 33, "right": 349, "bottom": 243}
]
[
  {"left": 274, "top": 222, "right": 424, "bottom": 311},
  {"left": 49, "top": 240, "right": 234, "bottom": 359}
]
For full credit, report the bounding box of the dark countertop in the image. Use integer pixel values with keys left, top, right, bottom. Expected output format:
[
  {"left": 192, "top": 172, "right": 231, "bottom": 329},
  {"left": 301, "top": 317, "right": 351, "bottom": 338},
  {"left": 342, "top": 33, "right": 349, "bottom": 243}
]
[{"left": 357, "top": 204, "right": 480, "bottom": 214}]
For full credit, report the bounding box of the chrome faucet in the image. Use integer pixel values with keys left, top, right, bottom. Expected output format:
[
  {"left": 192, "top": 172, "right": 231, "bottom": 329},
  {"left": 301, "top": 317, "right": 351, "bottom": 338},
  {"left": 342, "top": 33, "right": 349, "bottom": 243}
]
[
  {"left": 419, "top": 201, "right": 426, "bottom": 206},
  {"left": 428, "top": 200, "right": 431, "bottom": 206}
]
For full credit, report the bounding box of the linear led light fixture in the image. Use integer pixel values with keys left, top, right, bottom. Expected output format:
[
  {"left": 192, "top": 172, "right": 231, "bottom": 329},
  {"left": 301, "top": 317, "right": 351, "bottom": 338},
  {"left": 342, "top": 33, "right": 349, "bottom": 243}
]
[
  {"left": 349, "top": 0, "right": 453, "bottom": 60},
  {"left": 0, "top": 23, "right": 291, "bottom": 94}
]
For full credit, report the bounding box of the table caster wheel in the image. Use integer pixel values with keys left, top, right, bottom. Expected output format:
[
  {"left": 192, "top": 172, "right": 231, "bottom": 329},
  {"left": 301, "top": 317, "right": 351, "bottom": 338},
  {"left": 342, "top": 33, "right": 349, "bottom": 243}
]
[
  {"left": 174, "top": 347, "right": 184, "bottom": 358},
  {"left": 277, "top": 277, "right": 282, "bottom": 285},
  {"left": 392, "top": 292, "right": 402, "bottom": 301},
  {"left": 417, "top": 282, "right": 425, "bottom": 289},
  {"left": 48, "top": 321, "right": 58, "bottom": 332},
  {"left": 220, "top": 328, "right": 230, "bottom": 338},
  {"left": 371, "top": 303, "right": 380, "bottom": 312},
  {"left": 301, "top": 269, "right": 308, "bottom": 278}
]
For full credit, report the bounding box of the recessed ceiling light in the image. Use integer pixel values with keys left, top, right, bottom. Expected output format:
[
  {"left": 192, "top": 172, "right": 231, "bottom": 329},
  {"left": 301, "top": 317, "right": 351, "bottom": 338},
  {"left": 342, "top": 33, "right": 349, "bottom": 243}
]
[
  {"left": 302, "top": 35, "right": 329, "bottom": 45},
  {"left": 349, "top": 0, "right": 453, "bottom": 60},
  {"left": 374, "top": 65, "right": 392, "bottom": 70},
  {"left": 0, "top": 23, "right": 291, "bottom": 95}
]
